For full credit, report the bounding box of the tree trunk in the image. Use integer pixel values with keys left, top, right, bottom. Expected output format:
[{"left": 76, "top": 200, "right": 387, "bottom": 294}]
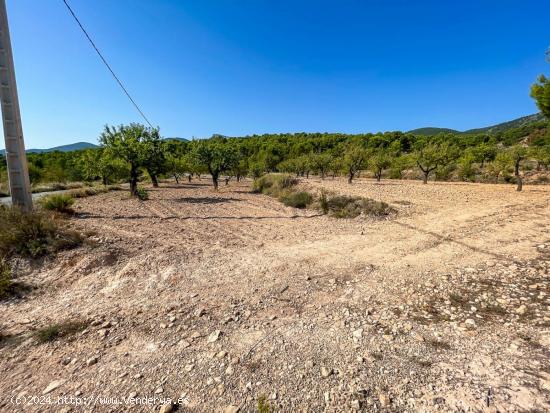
[
  {"left": 306, "top": 171, "right": 309, "bottom": 179},
  {"left": 151, "top": 174, "right": 159, "bottom": 188},
  {"left": 376, "top": 171, "right": 381, "bottom": 182},
  {"left": 422, "top": 171, "right": 429, "bottom": 184},
  {"left": 348, "top": 170, "right": 354, "bottom": 184},
  {"left": 174, "top": 174, "right": 179, "bottom": 184},
  {"left": 102, "top": 176, "right": 108, "bottom": 186},
  {"left": 188, "top": 174, "right": 192, "bottom": 183},
  {"left": 212, "top": 172, "right": 219, "bottom": 190},
  {"left": 130, "top": 166, "right": 138, "bottom": 197},
  {"left": 515, "top": 159, "right": 522, "bottom": 192}
]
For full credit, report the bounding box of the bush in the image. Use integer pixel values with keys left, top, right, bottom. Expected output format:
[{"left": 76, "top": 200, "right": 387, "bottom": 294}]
[
  {"left": 39, "top": 194, "right": 75, "bottom": 213},
  {"left": 0, "top": 258, "right": 11, "bottom": 299},
  {"left": 0, "top": 206, "right": 82, "bottom": 258},
  {"left": 252, "top": 174, "right": 297, "bottom": 197},
  {"left": 319, "top": 195, "right": 393, "bottom": 218},
  {"left": 135, "top": 186, "right": 149, "bottom": 200},
  {"left": 35, "top": 320, "right": 88, "bottom": 343},
  {"left": 280, "top": 191, "right": 313, "bottom": 209}
]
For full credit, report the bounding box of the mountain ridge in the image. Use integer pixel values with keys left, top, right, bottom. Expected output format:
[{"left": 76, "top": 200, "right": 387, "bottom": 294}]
[{"left": 408, "top": 113, "right": 545, "bottom": 136}]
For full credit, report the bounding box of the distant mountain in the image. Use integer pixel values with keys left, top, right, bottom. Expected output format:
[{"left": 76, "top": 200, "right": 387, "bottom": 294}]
[
  {"left": 408, "top": 113, "right": 546, "bottom": 136},
  {"left": 164, "top": 137, "right": 189, "bottom": 142},
  {"left": 0, "top": 141, "right": 98, "bottom": 155},
  {"left": 407, "top": 127, "right": 459, "bottom": 136}
]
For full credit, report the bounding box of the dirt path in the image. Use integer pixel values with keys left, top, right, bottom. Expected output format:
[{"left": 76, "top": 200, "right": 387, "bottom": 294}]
[{"left": 1, "top": 178, "right": 549, "bottom": 412}]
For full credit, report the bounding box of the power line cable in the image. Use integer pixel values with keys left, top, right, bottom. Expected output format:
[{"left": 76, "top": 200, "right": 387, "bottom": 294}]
[{"left": 61, "top": 0, "right": 154, "bottom": 128}]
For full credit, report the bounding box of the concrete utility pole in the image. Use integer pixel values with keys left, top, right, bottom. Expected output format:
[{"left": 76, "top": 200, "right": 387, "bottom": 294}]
[{"left": 0, "top": 0, "right": 32, "bottom": 210}]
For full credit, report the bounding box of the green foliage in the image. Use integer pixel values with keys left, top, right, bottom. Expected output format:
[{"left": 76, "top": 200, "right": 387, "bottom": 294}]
[
  {"left": 280, "top": 191, "right": 313, "bottom": 209},
  {"left": 100, "top": 123, "right": 159, "bottom": 196},
  {"left": 35, "top": 320, "right": 88, "bottom": 344},
  {"left": 0, "top": 206, "right": 82, "bottom": 259},
  {"left": 39, "top": 194, "right": 75, "bottom": 214},
  {"left": 0, "top": 258, "right": 11, "bottom": 299},
  {"left": 135, "top": 186, "right": 149, "bottom": 201},
  {"left": 368, "top": 149, "right": 392, "bottom": 181},
  {"left": 343, "top": 144, "right": 368, "bottom": 183},
  {"left": 191, "top": 138, "right": 239, "bottom": 189},
  {"left": 257, "top": 394, "right": 274, "bottom": 413},
  {"left": 531, "top": 74, "right": 550, "bottom": 118}
]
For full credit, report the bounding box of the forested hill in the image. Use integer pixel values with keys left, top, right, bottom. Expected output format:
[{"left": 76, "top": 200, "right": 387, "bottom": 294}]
[{"left": 409, "top": 113, "right": 544, "bottom": 136}]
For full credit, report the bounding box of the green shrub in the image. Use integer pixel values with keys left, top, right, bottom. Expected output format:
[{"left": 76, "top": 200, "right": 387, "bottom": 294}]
[
  {"left": 319, "top": 195, "right": 393, "bottom": 218},
  {"left": 0, "top": 258, "right": 11, "bottom": 299},
  {"left": 280, "top": 191, "right": 313, "bottom": 209},
  {"left": 35, "top": 320, "right": 88, "bottom": 343},
  {"left": 39, "top": 194, "right": 75, "bottom": 213},
  {"left": 135, "top": 186, "right": 149, "bottom": 200},
  {"left": 0, "top": 206, "right": 82, "bottom": 258}
]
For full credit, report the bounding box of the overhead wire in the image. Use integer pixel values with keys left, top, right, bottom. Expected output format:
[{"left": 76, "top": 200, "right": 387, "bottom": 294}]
[{"left": 61, "top": 0, "right": 154, "bottom": 128}]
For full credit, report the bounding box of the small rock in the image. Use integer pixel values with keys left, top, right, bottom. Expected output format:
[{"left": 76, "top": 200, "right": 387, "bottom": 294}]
[
  {"left": 352, "top": 328, "right": 363, "bottom": 339},
  {"left": 159, "top": 404, "right": 174, "bottom": 413},
  {"left": 515, "top": 305, "right": 527, "bottom": 315},
  {"left": 43, "top": 380, "right": 66, "bottom": 395},
  {"left": 207, "top": 330, "right": 221, "bottom": 343},
  {"left": 351, "top": 400, "right": 361, "bottom": 410},
  {"left": 464, "top": 318, "right": 476, "bottom": 328},
  {"left": 195, "top": 307, "right": 206, "bottom": 317},
  {"left": 155, "top": 387, "right": 164, "bottom": 394},
  {"left": 184, "top": 364, "right": 194, "bottom": 372},
  {"left": 379, "top": 393, "right": 390, "bottom": 407},
  {"left": 86, "top": 356, "right": 99, "bottom": 366},
  {"left": 321, "top": 367, "right": 333, "bottom": 377},
  {"left": 224, "top": 406, "right": 239, "bottom": 413}
]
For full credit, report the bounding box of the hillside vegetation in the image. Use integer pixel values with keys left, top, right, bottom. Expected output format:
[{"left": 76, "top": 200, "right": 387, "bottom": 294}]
[{"left": 1, "top": 114, "right": 548, "bottom": 197}]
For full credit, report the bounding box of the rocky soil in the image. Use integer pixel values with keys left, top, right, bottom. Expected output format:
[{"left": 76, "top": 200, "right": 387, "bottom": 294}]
[{"left": 0, "top": 178, "right": 549, "bottom": 412}]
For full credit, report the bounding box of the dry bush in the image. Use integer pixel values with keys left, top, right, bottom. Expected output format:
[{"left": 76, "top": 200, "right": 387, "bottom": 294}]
[
  {"left": 253, "top": 174, "right": 298, "bottom": 197},
  {"left": 279, "top": 191, "right": 313, "bottom": 209},
  {"left": 0, "top": 258, "right": 11, "bottom": 299},
  {"left": 35, "top": 320, "right": 88, "bottom": 343},
  {"left": 319, "top": 195, "right": 393, "bottom": 218},
  {"left": 0, "top": 206, "right": 82, "bottom": 259}
]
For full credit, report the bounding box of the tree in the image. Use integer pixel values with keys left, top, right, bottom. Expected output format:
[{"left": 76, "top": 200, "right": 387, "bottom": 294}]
[
  {"left": 310, "top": 153, "right": 332, "bottom": 179},
  {"left": 342, "top": 145, "right": 368, "bottom": 183},
  {"left": 165, "top": 154, "right": 188, "bottom": 184},
  {"left": 142, "top": 131, "right": 166, "bottom": 187},
  {"left": 100, "top": 123, "right": 156, "bottom": 197},
  {"left": 414, "top": 142, "right": 457, "bottom": 184},
  {"left": 507, "top": 145, "right": 527, "bottom": 191},
  {"left": 529, "top": 145, "right": 550, "bottom": 171},
  {"left": 81, "top": 148, "right": 128, "bottom": 185},
  {"left": 486, "top": 151, "right": 511, "bottom": 183},
  {"left": 192, "top": 139, "right": 239, "bottom": 190},
  {"left": 530, "top": 74, "right": 550, "bottom": 118},
  {"left": 368, "top": 149, "right": 392, "bottom": 182}
]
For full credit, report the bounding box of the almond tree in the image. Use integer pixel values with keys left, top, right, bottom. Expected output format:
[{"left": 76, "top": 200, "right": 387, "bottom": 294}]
[
  {"left": 343, "top": 145, "right": 368, "bottom": 183},
  {"left": 192, "top": 138, "right": 239, "bottom": 190}
]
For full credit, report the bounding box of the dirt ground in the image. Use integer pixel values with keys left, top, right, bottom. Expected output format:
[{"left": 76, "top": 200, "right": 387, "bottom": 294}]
[{"left": 1, "top": 177, "right": 549, "bottom": 412}]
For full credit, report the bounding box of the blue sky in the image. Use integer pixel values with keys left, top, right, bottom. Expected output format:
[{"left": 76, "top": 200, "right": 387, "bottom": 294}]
[{"left": 2, "top": 0, "right": 549, "bottom": 149}]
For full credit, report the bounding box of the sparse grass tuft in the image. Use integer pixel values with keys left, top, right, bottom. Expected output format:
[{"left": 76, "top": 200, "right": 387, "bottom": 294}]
[
  {"left": 39, "top": 194, "right": 75, "bottom": 214},
  {"left": 35, "top": 320, "right": 88, "bottom": 343},
  {"left": 257, "top": 394, "right": 275, "bottom": 413},
  {"left": 0, "top": 206, "right": 82, "bottom": 259}
]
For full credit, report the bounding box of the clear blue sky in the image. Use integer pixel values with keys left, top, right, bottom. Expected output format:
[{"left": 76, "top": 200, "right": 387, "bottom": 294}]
[{"left": 2, "top": 0, "right": 549, "bottom": 149}]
